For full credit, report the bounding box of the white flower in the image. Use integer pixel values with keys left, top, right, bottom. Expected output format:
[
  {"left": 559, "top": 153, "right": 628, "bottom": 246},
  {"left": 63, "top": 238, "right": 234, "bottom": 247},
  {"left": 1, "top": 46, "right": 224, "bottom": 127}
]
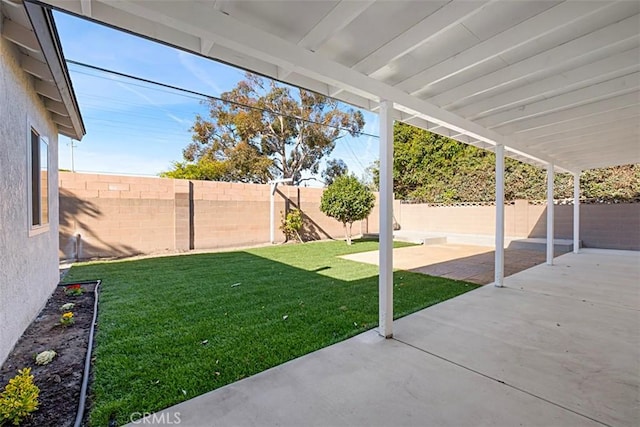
[
  {"left": 60, "top": 303, "right": 75, "bottom": 312},
  {"left": 35, "top": 350, "right": 57, "bottom": 365}
]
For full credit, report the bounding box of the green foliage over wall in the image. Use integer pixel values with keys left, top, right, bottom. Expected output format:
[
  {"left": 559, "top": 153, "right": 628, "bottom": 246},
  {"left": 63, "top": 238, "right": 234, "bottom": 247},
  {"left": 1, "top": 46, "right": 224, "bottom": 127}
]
[{"left": 374, "top": 123, "right": 639, "bottom": 203}]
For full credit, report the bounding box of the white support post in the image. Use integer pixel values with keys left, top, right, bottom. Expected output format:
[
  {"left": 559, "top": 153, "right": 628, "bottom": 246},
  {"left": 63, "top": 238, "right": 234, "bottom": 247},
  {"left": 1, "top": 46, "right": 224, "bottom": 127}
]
[
  {"left": 494, "top": 144, "right": 505, "bottom": 287},
  {"left": 573, "top": 171, "right": 581, "bottom": 254},
  {"left": 378, "top": 99, "right": 394, "bottom": 338},
  {"left": 546, "top": 164, "right": 555, "bottom": 265},
  {"left": 269, "top": 178, "right": 292, "bottom": 244},
  {"left": 270, "top": 182, "right": 276, "bottom": 244}
]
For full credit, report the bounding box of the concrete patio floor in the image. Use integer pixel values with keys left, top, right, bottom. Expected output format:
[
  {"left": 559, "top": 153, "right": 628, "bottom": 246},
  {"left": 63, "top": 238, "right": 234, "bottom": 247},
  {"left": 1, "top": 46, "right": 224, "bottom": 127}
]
[
  {"left": 342, "top": 243, "right": 555, "bottom": 284},
  {"left": 134, "top": 249, "right": 639, "bottom": 427}
]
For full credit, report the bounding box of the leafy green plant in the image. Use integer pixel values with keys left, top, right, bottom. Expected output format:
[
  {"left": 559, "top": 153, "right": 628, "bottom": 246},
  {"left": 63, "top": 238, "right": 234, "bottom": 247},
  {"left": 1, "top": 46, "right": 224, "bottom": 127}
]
[
  {"left": 64, "top": 284, "right": 84, "bottom": 296},
  {"left": 320, "top": 175, "right": 375, "bottom": 244},
  {"left": 0, "top": 368, "right": 39, "bottom": 426},
  {"left": 280, "top": 208, "right": 304, "bottom": 242}
]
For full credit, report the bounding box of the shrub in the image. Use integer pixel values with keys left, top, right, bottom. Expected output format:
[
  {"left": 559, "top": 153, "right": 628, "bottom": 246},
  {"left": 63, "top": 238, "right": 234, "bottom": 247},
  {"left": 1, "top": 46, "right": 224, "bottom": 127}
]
[
  {"left": 0, "top": 368, "right": 39, "bottom": 426},
  {"left": 280, "top": 208, "right": 303, "bottom": 242}
]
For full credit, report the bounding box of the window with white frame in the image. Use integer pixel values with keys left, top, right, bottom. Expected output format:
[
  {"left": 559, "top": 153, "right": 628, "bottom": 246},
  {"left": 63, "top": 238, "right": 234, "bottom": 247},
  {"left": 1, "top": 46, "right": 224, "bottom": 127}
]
[{"left": 29, "top": 127, "right": 49, "bottom": 229}]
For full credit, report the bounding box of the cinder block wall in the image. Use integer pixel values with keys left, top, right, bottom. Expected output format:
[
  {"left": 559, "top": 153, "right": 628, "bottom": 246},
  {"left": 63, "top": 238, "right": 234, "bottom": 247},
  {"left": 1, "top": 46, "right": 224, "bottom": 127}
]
[
  {"left": 397, "top": 201, "right": 639, "bottom": 250},
  {"left": 399, "top": 203, "right": 499, "bottom": 235},
  {"left": 60, "top": 173, "right": 638, "bottom": 258},
  {"left": 191, "top": 180, "right": 276, "bottom": 250},
  {"left": 59, "top": 173, "right": 376, "bottom": 259},
  {"left": 59, "top": 173, "right": 175, "bottom": 259},
  {"left": 580, "top": 204, "right": 640, "bottom": 250}
]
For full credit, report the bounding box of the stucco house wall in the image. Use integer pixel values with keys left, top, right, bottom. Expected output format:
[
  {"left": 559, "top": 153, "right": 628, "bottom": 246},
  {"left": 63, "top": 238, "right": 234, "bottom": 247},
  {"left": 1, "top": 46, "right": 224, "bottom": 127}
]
[
  {"left": 0, "top": 21, "right": 61, "bottom": 365},
  {"left": 0, "top": 2, "right": 84, "bottom": 366},
  {"left": 0, "top": 30, "right": 59, "bottom": 361}
]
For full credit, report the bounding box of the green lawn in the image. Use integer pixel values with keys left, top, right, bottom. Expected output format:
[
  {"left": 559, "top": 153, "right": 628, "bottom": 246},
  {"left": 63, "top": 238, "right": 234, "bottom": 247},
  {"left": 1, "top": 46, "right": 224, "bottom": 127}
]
[{"left": 63, "top": 239, "right": 478, "bottom": 426}]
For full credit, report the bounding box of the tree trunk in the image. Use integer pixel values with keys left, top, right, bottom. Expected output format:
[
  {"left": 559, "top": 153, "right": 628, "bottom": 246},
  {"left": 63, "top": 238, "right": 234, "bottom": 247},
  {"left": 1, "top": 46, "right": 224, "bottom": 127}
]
[{"left": 344, "top": 223, "right": 351, "bottom": 245}]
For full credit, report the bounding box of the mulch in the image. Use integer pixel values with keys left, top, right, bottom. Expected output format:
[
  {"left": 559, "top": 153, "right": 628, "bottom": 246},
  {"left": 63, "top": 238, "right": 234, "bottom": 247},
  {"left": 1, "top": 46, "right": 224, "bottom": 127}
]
[{"left": 0, "top": 282, "right": 96, "bottom": 427}]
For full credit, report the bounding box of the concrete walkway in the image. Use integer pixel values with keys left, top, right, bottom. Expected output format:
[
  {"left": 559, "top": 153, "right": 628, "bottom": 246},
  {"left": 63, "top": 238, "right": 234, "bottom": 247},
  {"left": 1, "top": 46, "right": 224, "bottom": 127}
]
[
  {"left": 134, "top": 249, "right": 639, "bottom": 427},
  {"left": 342, "top": 243, "right": 551, "bottom": 284}
]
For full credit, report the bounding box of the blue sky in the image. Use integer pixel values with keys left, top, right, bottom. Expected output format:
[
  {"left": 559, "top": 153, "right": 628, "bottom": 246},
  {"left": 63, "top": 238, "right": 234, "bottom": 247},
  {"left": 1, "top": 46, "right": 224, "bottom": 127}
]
[{"left": 54, "top": 12, "right": 380, "bottom": 185}]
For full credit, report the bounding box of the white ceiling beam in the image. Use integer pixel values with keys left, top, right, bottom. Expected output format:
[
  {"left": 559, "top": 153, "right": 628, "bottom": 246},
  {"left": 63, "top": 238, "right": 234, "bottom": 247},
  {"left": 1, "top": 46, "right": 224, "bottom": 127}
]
[
  {"left": 404, "top": 118, "right": 570, "bottom": 172},
  {"left": 426, "top": 124, "right": 447, "bottom": 135},
  {"left": 497, "top": 92, "right": 640, "bottom": 135},
  {"left": 2, "top": 19, "right": 40, "bottom": 52},
  {"left": 42, "top": 0, "right": 637, "bottom": 172},
  {"left": 541, "top": 152, "right": 635, "bottom": 174},
  {"left": 396, "top": 1, "right": 621, "bottom": 96},
  {"left": 280, "top": 72, "right": 333, "bottom": 98},
  {"left": 200, "top": 38, "right": 215, "bottom": 55},
  {"left": 329, "top": 86, "right": 344, "bottom": 97},
  {"left": 453, "top": 47, "right": 640, "bottom": 120},
  {"left": 516, "top": 105, "right": 640, "bottom": 141},
  {"left": 572, "top": 154, "right": 639, "bottom": 170},
  {"left": 298, "top": 0, "right": 374, "bottom": 52},
  {"left": 35, "top": 80, "right": 62, "bottom": 101},
  {"left": 384, "top": 101, "right": 552, "bottom": 171},
  {"left": 535, "top": 132, "right": 640, "bottom": 155},
  {"left": 278, "top": 0, "right": 374, "bottom": 81},
  {"left": 20, "top": 54, "right": 53, "bottom": 81},
  {"left": 480, "top": 72, "right": 640, "bottom": 129},
  {"left": 432, "top": 127, "right": 576, "bottom": 171},
  {"left": 352, "top": 0, "right": 491, "bottom": 76},
  {"left": 79, "top": 0, "right": 507, "bottom": 148},
  {"left": 80, "top": 0, "right": 92, "bottom": 16},
  {"left": 428, "top": 9, "right": 640, "bottom": 108},
  {"left": 541, "top": 143, "right": 640, "bottom": 165},
  {"left": 527, "top": 117, "right": 640, "bottom": 148},
  {"left": 213, "top": 0, "right": 228, "bottom": 12},
  {"left": 208, "top": 43, "right": 279, "bottom": 79},
  {"left": 544, "top": 139, "right": 640, "bottom": 159}
]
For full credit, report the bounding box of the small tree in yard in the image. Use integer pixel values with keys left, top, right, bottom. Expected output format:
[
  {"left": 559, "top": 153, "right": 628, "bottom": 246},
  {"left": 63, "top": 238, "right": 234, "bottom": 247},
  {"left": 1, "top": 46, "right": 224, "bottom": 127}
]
[
  {"left": 320, "top": 175, "right": 375, "bottom": 245},
  {"left": 280, "top": 208, "right": 304, "bottom": 243}
]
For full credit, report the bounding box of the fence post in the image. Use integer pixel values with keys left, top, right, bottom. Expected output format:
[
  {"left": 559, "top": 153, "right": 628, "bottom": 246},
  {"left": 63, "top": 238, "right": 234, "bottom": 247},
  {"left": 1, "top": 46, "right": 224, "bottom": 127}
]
[{"left": 174, "top": 179, "right": 191, "bottom": 251}]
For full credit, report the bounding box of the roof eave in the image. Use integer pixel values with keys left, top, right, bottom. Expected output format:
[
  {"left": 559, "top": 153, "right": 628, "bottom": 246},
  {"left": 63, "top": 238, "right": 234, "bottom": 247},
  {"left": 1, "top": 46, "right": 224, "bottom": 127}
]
[{"left": 24, "top": 0, "right": 85, "bottom": 140}]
